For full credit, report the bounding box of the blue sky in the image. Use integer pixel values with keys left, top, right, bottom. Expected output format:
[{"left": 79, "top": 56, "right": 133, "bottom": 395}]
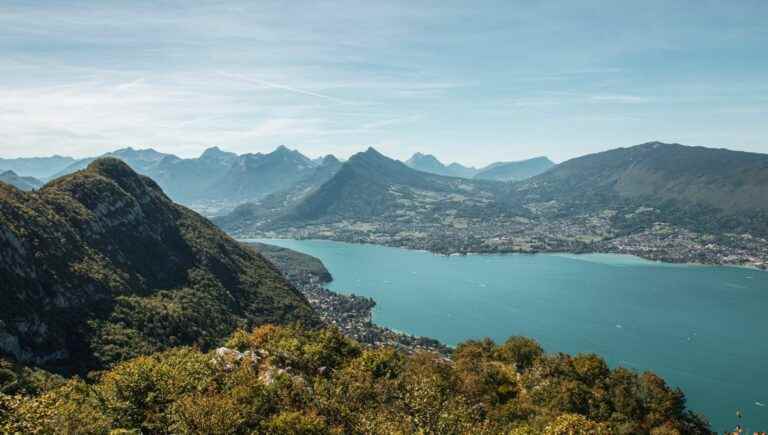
[{"left": 0, "top": 0, "right": 766, "bottom": 166}]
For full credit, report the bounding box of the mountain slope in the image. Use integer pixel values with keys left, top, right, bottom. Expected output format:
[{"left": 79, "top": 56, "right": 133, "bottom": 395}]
[
  {"left": 0, "top": 156, "right": 75, "bottom": 179},
  {"left": 474, "top": 156, "right": 555, "bottom": 181},
  {"left": 0, "top": 171, "right": 43, "bottom": 191},
  {"left": 514, "top": 142, "right": 768, "bottom": 213},
  {"left": 0, "top": 158, "right": 316, "bottom": 373},
  {"left": 496, "top": 142, "right": 768, "bottom": 257},
  {"left": 286, "top": 148, "right": 500, "bottom": 222}
]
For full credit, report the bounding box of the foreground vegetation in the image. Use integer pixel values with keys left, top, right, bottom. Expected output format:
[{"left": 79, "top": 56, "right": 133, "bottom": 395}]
[{"left": 1, "top": 324, "right": 710, "bottom": 434}]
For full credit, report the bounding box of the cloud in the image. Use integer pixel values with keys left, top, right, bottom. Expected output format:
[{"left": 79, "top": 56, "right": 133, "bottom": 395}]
[
  {"left": 218, "top": 72, "right": 353, "bottom": 104},
  {"left": 590, "top": 94, "right": 652, "bottom": 104}
]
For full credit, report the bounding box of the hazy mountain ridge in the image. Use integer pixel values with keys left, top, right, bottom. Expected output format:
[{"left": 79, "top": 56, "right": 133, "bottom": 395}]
[
  {"left": 44, "top": 146, "right": 325, "bottom": 213},
  {"left": 404, "top": 152, "right": 479, "bottom": 178},
  {"left": 0, "top": 171, "right": 43, "bottom": 191},
  {"left": 474, "top": 156, "right": 555, "bottom": 181},
  {"left": 404, "top": 152, "right": 555, "bottom": 181},
  {"left": 0, "top": 158, "right": 315, "bottom": 373},
  {"left": 0, "top": 156, "right": 76, "bottom": 179},
  {"left": 215, "top": 154, "right": 343, "bottom": 232},
  {"left": 206, "top": 145, "right": 319, "bottom": 202},
  {"left": 52, "top": 147, "right": 172, "bottom": 179}
]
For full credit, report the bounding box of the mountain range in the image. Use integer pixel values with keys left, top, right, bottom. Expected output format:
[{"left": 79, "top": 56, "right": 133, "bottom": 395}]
[
  {"left": 217, "top": 142, "right": 768, "bottom": 268},
  {"left": 0, "top": 171, "right": 43, "bottom": 191},
  {"left": 473, "top": 156, "right": 555, "bottom": 181},
  {"left": 44, "top": 146, "right": 329, "bottom": 214},
  {"left": 4, "top": 147, "right": 551, "bottom": 217},
  {"left": 0, "top": 155, "right": 76, "bottom": 178},
  {"left": 404, "top": 152, "right": 555, "bottom": 181},
  {"left": 404, "top": 152, "right": 480, "bottom": 178},
  {"left": 0, "top": 157, "right": 315, "bottom": 373}
]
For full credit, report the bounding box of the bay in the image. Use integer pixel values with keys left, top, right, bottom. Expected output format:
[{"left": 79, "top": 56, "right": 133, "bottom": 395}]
[{"left": 253, "top": 238, "right": 768, "bottom": 432}]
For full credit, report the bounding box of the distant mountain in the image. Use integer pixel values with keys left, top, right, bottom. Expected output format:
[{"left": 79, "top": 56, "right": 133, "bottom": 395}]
[
  {"left": 508, "top": 142, "right": 768, "bottom": 233},
  {"left": 513, "top": 142, "right": 768, "bottom": 211},
  {"left": 205, "top": 146, "right": 318, "bottom": 202},
  {"left": 0, "top": 158, "right": 315, "bottom": 372},
  {"left": 52, "top": 147, "right": 175, "bottom": 178},
  {"left": 48, "top": 146, "right": 323, "bottom": 212},
  {"left": 446, "top": 162, "right": 479, "bottom": 178},
  {"left": 215, "top": 154, "right": 343, "bottom": 232},
  {"left": 0, "top": 155, "right": 76, "bottom": 179},
  {"left": 0, "top": 170, "right": 43, "bottom": 191},
  {"left": 404, "top": 152, "right": 478, "bottom": 178},
  {"left": 218, "top": 148, "right": 508, "bottom": 239},
  {"left": 145, "top": 146, "right": 238, "bottom": 202},
  {"left": 473, "top": 156, "right": 555, "bottom": 181}
]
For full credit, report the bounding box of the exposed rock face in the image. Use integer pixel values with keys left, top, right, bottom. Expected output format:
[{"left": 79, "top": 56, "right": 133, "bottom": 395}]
[{"left": 0, "top": 158, "right": 316, "bottom": 373}]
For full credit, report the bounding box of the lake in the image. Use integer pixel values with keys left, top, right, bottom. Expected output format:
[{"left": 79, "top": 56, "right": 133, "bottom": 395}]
[{"left": 254, "top": 239, "right": 768, "bottom": 432}]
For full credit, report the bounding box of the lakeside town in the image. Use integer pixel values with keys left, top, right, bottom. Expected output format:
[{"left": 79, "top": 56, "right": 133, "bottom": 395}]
[
  {"left": 298, "top": 280, "right": 452, "bottom": 357},
  {"left": 246, "top": 214, "right": 768, "bottom": 270}
]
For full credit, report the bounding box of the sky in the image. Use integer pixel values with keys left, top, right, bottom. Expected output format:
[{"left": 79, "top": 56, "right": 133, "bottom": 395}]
[{"left": 0, "top": 0, "right": 767, "bottom": 166}]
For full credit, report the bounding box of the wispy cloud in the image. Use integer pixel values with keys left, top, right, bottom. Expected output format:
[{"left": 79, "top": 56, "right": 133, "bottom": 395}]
[
  {"left": 218, "top": 72, "right": 353, "bottom": 104},
  {"left": 590, "top": 94, "right": 653, "bottom": 104},
  {"left": 1, "top": 0, "right": 766, "bottom": 161}
]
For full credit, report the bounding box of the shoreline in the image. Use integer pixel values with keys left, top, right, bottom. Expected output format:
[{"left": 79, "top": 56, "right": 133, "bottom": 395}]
[
  {"left": 245, "top": 240, "right": 453, "bottom": 357},
  {"left": 241, "top": 235, "right": 768, "bottom": 272}
]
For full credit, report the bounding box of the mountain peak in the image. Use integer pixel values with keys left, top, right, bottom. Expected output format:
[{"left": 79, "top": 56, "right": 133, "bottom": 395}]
[
  {"left": 347, "top": 147, "right": 389, "bottom": 165},
  {"left": 321, "top": 154, "right": 340, "bottom": 165},
  {"left": 361, "top": 147, "right": 386, "bottom": 158},
  {"left": 407, "top": 152, "right": 442, "bottom": 165},
  {"left": 200, "top": 146, "right": 237, "bottom": 162},
  {"left": 111, "top": 147, "right": 168, "bottom": 162},
  {"left": 86, "top": 157, "right": 138, "bottom": 180}
]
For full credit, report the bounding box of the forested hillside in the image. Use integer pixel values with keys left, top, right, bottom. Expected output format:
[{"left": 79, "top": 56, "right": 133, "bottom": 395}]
[{"left": 0, "top": 158, "right": 316, "bottom": 373}]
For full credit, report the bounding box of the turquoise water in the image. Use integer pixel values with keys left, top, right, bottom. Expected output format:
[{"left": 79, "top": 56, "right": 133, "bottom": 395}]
[{"left": 254, "top": 239, "right": 768, "bottom": 432}]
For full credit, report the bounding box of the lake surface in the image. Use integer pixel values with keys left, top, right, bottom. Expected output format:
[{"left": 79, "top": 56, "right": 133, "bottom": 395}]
[{"left": 255, "top": 239, "right": 768, "bottom": 432}]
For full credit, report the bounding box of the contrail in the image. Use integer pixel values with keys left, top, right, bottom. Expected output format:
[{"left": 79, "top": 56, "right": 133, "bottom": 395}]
[{"left": 218, "top": 71, "right": 350, "bottom": 104}]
